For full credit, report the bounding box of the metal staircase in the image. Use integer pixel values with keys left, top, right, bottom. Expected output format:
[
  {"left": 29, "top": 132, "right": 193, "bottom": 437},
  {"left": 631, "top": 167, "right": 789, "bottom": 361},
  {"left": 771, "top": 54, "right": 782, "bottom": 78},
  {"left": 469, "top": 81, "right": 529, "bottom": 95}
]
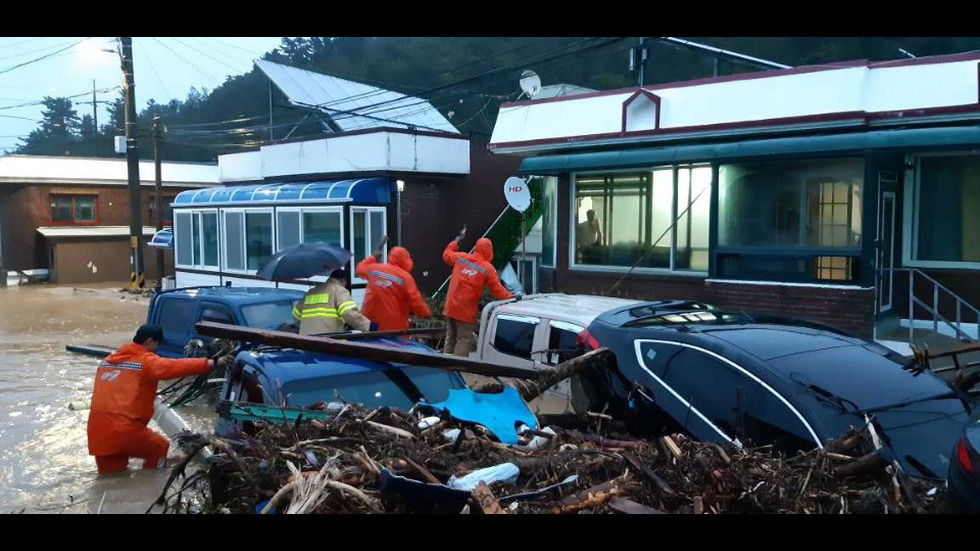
[{"left": 883, "top": 267, "right": 979, "bottom": 347}]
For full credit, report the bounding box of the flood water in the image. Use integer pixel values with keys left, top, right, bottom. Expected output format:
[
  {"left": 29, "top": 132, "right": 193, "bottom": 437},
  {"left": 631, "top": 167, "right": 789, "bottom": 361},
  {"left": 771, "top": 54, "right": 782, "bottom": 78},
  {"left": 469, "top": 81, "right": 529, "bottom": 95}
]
[{"left": 0, "top": 284, "right": 213, "bottom": 514}]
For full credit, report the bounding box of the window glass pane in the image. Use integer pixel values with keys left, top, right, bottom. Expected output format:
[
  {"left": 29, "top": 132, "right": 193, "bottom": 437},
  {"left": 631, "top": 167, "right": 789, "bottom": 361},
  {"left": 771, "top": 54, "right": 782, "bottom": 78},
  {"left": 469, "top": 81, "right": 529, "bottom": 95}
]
[
  {"left": 175, "top": 212, "right": 193, "bottom": 266},
  {"left": 744, "top": 393, "right": 815, "bottom": 454},
  {"left": 493, "top": 317, "right": 537, "bottom": 359},
  {"left": 245, "top": 212, "right": 273, "bottom": 271},
  {"left": 370, "top": 210, "right": 385, "bottom": 259},
  {"left": 157, "top": 299, "right": 195, "bottom": 340},
  {"left": 202, "top": 212, "right": 218, "bottom": 267},
  {"left": 541, "top": 176, "right": 557, "bottom": 267},
  {"left": 74, "top": 196, "right": 95, "bottom": 222},
  {"left": 575, "top": 172, "right": 659, "bottom": 267},
  {"left": 916, "top": 155, "right": 980, "bottom": 262},
  {"left": 352, "top": 211, "right": 367, "bottom": 267},
  {"left": 199, "top": 304, "right": 234, "bottom": 324},
  {"left": 675, "top": 167, "right": 711, "bottom": 271},
  {"left": 192, "top": 213, "right": 201, "bottom": 266},
  {"left": 277, "top": 211, "right": 301, "bottom": 250},
  {"left": 51, "top": 196, "right": 73, "bottom": 222},
  {"left": 303, "top": 211, "right": 342, "bottom": 246},
  {"left": 662, "top": 349, "right": 756, "bottom": 439},
  {"left": 224, "top": 212, "right": 244, "bottom": 271},
  {"left": 719, "top": 158, "right": 863, "bottom": 249}
]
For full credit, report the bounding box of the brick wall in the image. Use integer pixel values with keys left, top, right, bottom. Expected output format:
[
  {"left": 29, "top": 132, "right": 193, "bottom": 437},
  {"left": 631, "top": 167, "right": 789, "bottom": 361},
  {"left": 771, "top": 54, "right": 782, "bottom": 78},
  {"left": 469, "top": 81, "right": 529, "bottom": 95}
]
[{"left": 399, "top": 142, "right": 521, "bottom": 294}]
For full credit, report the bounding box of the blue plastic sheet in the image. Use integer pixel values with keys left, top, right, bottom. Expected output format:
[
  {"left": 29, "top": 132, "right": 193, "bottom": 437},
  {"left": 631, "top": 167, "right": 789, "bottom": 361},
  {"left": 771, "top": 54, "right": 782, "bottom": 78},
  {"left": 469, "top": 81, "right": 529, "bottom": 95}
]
[{"left": 417, "top": 387, "right": 538, "bottom": 445}]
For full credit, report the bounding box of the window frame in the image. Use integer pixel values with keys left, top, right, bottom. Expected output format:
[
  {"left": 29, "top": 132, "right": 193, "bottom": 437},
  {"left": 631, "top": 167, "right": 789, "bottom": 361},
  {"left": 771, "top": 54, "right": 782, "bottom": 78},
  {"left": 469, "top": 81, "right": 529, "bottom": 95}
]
[
  {"left": 49, "top": 193, "right": 98, "bottom": 226},
  {"left": 904, "top": 151, "right": 980, "bottom": 270},
  {"left": 174, "top": 208, "right": 219, "bottom": 270},
  {"left": 349, "top": 206, "right": 387, "bottom": 284},
  {"left": 490, "top": 313, "right": 541, "bottom": 361},
  {"left": 569, "top": 166, "right": 711, "bottom": 276}
]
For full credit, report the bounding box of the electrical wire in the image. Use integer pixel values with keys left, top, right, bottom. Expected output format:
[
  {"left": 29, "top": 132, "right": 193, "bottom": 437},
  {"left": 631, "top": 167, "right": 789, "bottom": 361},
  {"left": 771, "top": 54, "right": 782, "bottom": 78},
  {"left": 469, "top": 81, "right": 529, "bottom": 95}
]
[
  {"left": 138, "top": 38, "right": 174, "bottom": 101},
  {"left": 0, "top": 37, "right": 90, "bottom": 75},
  {"left": 171, "top": 37, "right": 241, "bottom": 73},
  {"left": 151, "top": 37, "right": 219, "bottom": 83}
]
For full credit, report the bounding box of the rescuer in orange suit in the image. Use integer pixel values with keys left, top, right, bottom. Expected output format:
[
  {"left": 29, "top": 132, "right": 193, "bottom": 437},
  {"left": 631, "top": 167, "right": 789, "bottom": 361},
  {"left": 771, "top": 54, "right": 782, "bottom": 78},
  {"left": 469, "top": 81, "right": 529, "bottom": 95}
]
[
  {"left": 442, "top": 225, "right": 512, "bottom": 356},
  {"left": 356, "top": 235, "right": 432, "bottom": 332},
  {"left": 87, "top": 324, "right": 231, "bottom": 474}
]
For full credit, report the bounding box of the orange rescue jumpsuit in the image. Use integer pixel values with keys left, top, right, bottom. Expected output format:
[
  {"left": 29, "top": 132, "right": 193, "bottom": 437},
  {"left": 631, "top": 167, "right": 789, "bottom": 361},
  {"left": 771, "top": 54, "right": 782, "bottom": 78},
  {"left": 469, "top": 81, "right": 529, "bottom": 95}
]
[
  {"left": 442, "top": 238, "right": 512, "bottom": 355},
  {"left": 87, "top": 342, "right": 210, "bottom": 473},
  {"left": 356, "top": 247, "right": 431, "bottom": 331}
]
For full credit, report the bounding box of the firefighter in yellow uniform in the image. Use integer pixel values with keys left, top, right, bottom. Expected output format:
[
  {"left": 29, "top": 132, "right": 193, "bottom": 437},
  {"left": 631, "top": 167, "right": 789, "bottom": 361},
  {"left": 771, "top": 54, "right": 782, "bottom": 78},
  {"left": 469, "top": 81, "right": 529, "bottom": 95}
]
[{"left": 292, "top": 268, "right": 371, "bottom": 335}]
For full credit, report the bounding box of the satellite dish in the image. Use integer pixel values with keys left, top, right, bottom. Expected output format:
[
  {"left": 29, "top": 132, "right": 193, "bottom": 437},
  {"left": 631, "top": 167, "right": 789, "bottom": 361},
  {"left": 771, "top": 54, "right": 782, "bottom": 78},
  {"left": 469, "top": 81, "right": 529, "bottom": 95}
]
[
  {"left": 504, "top": 176, "right": 531, "bottom": 213},
  {"left": 519, "top": 70, "right": 541, "bottom": 99}
]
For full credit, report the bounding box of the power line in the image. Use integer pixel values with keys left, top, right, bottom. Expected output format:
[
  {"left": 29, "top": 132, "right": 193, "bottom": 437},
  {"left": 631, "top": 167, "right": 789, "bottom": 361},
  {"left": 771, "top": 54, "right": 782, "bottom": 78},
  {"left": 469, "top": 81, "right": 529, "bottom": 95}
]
[
  {"left": 170, "top": 37, "right": 241, "bottom": 74},
  {"left": 0, "top": 85, "right": 118, "bottom": 111},
  {"left": 0, "top": 37, "right": 46, "bottom": 51},
  {"left": 150, "top": 37, "right": 218, "bottom": 83},
  {"left": 0, "top": 37, "right": 90, "bottom": 75},
  {"left": 138, "top": 38, "right": 174, "bottom": 101},
  {"left": 0, "top": 37, "right": 82, "bottom": 62},
  {"left": 198, "top": 37, "right": 257, "bottom": 67}
]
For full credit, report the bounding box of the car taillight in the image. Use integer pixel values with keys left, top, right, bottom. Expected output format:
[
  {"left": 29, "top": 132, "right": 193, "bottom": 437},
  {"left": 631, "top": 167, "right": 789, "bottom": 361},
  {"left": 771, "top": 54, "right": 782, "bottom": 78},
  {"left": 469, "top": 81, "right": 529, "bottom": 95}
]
[
  {"left": 576, "top": 329, "right": 600, "bottom": 351},
  {"left": 956, "top": 438, "right": 976, "bottom": 477}
]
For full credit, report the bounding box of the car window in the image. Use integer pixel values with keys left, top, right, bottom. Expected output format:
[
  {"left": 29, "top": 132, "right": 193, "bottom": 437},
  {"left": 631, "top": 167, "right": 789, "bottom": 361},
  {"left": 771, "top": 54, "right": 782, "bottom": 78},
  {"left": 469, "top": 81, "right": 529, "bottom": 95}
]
[
  {"left": 199, "top": 302, "right": 235, "bottom": 324},
  {"left": 635, "top": 341, "right": 683, "bottom": 378},
  {"left": 281, "top": 371, "right": 416, "bottom": 411},
  {"left": 545, "top": 321, "right": 583, "bottom": 365},
  {"left": 662, "top": 348, "right": 758, "bottom": 441},
  {"left": 493, "top": 314, "right": 538, "bottom": 360},
  {"left": 662, "top": 346, "right": 817, "bottom": 453},
  {"left": 401, "top": 366, "right": 464, "bottom": 403},
  {"left": 241, "top": 300, "right": 298, "bottom": 329},
  {"left": 156, "top": 298, "right": 196, "bottom": 343}
]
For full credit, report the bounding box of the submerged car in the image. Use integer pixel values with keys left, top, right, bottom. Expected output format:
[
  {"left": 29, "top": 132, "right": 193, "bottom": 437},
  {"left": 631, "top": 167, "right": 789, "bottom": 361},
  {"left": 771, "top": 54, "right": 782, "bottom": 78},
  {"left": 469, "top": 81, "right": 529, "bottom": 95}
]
[
  {"left": 576, "top": 301, "right": 973, "bottom": 479},
  {"left": 215, "top": 336, "right": 466, "bottom": 438},
  {"left": 948, "top": 416, "right": 980, "bottom": 511}
]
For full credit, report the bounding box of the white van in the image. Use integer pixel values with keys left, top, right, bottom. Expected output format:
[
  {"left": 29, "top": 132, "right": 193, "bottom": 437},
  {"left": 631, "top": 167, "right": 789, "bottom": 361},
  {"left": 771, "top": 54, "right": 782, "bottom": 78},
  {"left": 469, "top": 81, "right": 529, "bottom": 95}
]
[{"left": 473, "top": 293, "right": 645, "bottom": 413}]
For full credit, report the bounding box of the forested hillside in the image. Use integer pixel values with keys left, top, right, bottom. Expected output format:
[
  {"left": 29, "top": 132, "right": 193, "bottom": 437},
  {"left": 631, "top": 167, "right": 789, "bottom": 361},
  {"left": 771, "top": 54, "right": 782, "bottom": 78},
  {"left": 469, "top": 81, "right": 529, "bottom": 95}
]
[{"left": 15, "top": 37, "right": 980, "bottom": 162}]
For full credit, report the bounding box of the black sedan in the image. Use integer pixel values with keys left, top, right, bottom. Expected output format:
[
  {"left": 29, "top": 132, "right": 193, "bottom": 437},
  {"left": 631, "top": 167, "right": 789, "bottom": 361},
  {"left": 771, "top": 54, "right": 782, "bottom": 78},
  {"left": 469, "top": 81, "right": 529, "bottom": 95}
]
[
  {"left": 575, "top": 301, "right": 972, "bottom": 480},
  {"left": 948, "top": 417, "right": 980, "bottom": 512}
]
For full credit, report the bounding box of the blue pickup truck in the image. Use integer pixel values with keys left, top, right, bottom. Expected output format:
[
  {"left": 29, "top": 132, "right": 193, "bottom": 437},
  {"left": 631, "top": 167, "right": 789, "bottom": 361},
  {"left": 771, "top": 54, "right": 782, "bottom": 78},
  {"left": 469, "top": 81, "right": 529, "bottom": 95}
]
[
  {"left": 146, "top": 286, "right": 305, "bottom": 358},
  {"left": 70, "top": 285, "right": 465, "bottom": 437}
]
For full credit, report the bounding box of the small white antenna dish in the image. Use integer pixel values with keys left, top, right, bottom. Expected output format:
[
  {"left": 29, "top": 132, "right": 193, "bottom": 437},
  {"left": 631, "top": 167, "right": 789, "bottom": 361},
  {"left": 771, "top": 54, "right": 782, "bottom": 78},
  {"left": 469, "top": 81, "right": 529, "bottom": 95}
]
[
  {"left": 504, "top": 176, "right": 531, "bottom": 213},
  {"left": 519, "top": 70, "right": 541, "bottom": 100}
]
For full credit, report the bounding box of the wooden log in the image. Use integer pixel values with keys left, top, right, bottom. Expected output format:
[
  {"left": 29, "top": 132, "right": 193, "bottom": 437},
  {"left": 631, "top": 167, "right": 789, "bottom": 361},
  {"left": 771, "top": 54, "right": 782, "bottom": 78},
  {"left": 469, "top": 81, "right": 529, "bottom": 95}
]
[
  {"left": 621, "top": 452, "right": 677, "bottom": 499},
  {"left": 564, "top": 429, "right": 648, "bottom": 450},
  {"left": 555, "top": 479, "right": 625, "bottom": 514},
  {"left": 472, "top": 481, "right": 509, "bottom": 514},
  {"left": 832, "top": 450, "right": 890, "bottom": 479},
  {"left": 693, "top": 496, "right": 704, "bottom": 515},
  {"left": 469, "top": 348, "right": 615, "bottom": 401},
  {"left": 661, "top": 435, "right": 684, "bottom": 459},
  {"left": 195, "top": 321, "right": 542, "bottom": 380},
  {"left": 609, "top": 497, "right": 665, "bottom": 514}
]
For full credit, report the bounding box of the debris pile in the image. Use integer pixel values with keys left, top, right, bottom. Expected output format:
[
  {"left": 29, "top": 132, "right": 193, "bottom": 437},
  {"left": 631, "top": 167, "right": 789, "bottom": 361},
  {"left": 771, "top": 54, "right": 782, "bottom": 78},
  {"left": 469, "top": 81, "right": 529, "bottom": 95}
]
[{"left": 152, "top": 403, "right": 948, "bottom": 514}]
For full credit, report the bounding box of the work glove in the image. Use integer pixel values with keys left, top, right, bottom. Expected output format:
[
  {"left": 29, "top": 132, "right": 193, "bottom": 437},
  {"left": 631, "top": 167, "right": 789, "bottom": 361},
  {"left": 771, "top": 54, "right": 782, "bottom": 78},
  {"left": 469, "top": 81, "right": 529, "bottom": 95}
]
[{"left": 215, "top": 354, "right": 235, "bottom": 371}]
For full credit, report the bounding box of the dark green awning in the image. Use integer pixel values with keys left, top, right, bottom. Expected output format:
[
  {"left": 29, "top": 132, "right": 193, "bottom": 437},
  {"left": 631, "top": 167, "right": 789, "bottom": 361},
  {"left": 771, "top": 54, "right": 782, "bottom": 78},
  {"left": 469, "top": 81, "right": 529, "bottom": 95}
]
[{"left": 520, "top": 125, "right": 980, "bottom": 174}]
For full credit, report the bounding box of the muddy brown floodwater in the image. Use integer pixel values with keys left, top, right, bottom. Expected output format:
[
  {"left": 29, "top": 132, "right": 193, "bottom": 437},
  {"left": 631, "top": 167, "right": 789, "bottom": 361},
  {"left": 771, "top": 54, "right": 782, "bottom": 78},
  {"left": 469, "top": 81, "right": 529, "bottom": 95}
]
[{"left": 0, "top": 284, "right": 214, "bottom": 514}]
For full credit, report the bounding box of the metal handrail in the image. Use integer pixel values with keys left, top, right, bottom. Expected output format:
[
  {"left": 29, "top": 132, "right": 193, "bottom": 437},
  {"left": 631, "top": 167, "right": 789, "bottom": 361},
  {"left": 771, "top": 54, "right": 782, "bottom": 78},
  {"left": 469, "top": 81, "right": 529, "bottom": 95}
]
[{"left": 888, "top": 267, "right": 979, "bottom": 345}]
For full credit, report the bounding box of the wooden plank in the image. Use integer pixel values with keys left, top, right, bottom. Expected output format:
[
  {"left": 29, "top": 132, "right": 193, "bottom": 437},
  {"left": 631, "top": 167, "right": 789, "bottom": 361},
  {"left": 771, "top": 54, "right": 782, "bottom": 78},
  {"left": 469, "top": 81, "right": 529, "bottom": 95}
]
[
  {"left": 608, "top": 497, "right": 665, "bottom": 514},
  {"left": 65, "top": 344, "right": 115, "bottom": 358},
  {"left": 195, "top": 321, "right": 543, "bottom": 380}
]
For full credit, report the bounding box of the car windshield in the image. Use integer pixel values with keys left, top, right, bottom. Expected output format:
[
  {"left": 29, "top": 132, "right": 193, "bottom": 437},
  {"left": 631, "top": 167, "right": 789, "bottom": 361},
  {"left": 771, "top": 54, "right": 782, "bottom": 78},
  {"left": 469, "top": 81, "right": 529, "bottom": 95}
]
[
  {"left": 773, "top": 347, "right": 969, "bottom": 479},
  {"left": 241, "top": 300, "right": 297, "bottom": 329},
  {"left": 281, "top": 366, "right": 461, "bottom": 411}
]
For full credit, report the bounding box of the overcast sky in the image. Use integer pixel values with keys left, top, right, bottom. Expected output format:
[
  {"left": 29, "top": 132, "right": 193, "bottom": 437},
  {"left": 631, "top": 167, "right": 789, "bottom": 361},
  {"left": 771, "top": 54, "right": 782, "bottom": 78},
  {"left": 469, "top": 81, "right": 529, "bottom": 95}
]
[{"left": 0, "top": 37, "right": 285, "bottom": 153}]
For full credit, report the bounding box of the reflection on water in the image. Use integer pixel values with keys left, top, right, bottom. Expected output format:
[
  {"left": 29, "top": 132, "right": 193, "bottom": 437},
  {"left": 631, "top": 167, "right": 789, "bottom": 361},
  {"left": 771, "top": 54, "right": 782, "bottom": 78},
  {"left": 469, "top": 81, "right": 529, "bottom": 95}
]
[{"left": 0, "top": 285, "right": 215, "bottom": 513}]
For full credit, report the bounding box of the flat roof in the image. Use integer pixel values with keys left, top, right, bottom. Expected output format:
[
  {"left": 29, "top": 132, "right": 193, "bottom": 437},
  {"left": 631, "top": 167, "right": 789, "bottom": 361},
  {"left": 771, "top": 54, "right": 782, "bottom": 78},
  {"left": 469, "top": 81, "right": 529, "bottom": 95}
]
[
  {"left": 0, "top": 155, "right": 218, "bottom": 187},
  {"left": 37, "top": 226, "right": 160, "bottom": 238}
]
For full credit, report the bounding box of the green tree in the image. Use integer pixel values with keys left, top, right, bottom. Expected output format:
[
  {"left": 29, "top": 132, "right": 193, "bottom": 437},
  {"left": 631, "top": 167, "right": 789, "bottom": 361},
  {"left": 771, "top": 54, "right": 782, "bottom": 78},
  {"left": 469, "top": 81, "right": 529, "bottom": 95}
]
[{"left": 16, "top": 97, "right": 81, "bottom": 155}]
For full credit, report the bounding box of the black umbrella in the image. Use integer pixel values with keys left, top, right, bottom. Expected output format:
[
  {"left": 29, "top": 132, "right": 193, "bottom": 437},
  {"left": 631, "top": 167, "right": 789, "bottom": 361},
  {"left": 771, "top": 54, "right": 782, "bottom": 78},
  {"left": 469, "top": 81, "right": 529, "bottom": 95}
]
[{"left": 256, "top": 241, "right": 353, "bottom": 282}]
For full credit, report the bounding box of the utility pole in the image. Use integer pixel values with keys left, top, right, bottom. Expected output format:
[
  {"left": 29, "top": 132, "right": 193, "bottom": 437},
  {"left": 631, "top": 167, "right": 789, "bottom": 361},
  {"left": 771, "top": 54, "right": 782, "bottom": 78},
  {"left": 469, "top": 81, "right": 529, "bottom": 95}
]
[
  {"left": 92, "top": 80, "right": 99, "bottom": 129},
  {"left": 154, "top": 113, "right": 164, "bottom": 291},
  {"left": 121, "top": 37, "right": 145, "bottom": 291}
]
